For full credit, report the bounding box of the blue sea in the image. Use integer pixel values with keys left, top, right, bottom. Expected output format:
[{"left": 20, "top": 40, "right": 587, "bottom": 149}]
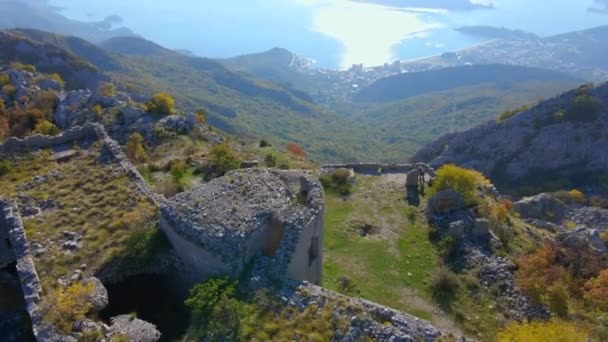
[{"left": 50, "top": 0, "right": 608, "bottom": 69}]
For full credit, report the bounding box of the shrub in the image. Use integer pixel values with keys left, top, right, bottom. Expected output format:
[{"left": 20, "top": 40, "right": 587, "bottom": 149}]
[
  {"left": 185, "top": 276, "right": 242, "bottom": 338},
  {"left": 320, "top": 168, "right": 353, "bottom": 196},
  {"left": 259, "top": 139, "right": 270, "bottom": 148},
  {"left": 97, "top": 82, "right": 116, "bottom": 97},
  {"left": 429, "top": 164, "right": 489, "bottom": 206},
  {"left": 497, "top": 320, "right": 588, "bottom": 342},
  {"left": 210, "top": 143, "right": 240, "bottom": 175},
  {"left": 430, "top": 267, "right": 460, "bottom": 305},
  {"left": 515, "top": 241, "right": 570, "bottom": 302},
  {"left": 567, "top": 93, "right": 602, "bottom": 122},
  {"left": 553, "top": 189, "right": 587, "bottom": 205},
  {"left": 584, "top": 269, "right": 608, "bottom": 311},
  {"left": 554, "top": 109, "right": 566, "bottom": 122},
  {"left": 9, "top": 62, "right": 36, "bottom": 72},
  {"left": 0, "top": 74, "right": 9, "bottom": 87},
  {"left": 49, "top": 73, "right": 66, "bottom": 87},
  {"left": 44, "top": 282, "right": 94, "bottom": 333},
  {"left": 126, "top": 132, "right": 148, "bottom": 163},
  {"left": 33, "top": 120, "right": 60, "bottom": 135},
  {"left": 589, "top": 195, "right": 608, "bottom": 209},
  {"left": 146, "top": 92, "right": 175, "bottom": 115},
  {"left": 195, "top": 109, "right": 207, "bottom": 124},
  {"left": 264, "top": 152, "right": 277, "bottom": 167},
  {"left": 2, "top": 84, "right": 16, "bottom": 97},
  {"left": 286, "top": 143, "right": 306, "bottom": 158},
  {"left": 497, "top": 104, "right": 531, "bottom": 122},
  {"left": 547, "top": 284, "right": 569, "bottom": 318},
  {"left": 0, "top": 159, "right": 11, "bottom": 176},
  {"left": 170, "top": 159, "right": 187, "bottom": 183}
]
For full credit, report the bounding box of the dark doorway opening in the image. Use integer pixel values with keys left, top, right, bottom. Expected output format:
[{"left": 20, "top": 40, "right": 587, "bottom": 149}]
[{"left": 99, "top": 274, "right": 189, "bottom": 341}]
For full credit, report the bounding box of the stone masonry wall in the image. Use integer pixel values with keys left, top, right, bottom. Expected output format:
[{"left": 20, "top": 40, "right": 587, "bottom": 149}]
[
  {"left": 322, "top": 162, "right": 435, "bottom": 176},
  {"left": 0, "top": 200, "right": 43, "bottom": 339}
]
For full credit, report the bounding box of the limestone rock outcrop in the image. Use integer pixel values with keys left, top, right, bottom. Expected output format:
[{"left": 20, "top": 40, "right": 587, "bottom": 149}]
[{"left": 412, "top": 83, "right": 608, "bottom": 190}]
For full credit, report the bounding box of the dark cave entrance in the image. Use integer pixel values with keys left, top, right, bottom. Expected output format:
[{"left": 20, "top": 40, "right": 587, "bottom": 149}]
[{"left": 99, "top": 274, "right": 190, "bottom": 341}]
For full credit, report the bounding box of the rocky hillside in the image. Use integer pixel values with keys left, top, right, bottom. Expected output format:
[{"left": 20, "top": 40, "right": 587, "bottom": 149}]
[{"left": 412, "top": 82, "right": 608, "bottom": 193}]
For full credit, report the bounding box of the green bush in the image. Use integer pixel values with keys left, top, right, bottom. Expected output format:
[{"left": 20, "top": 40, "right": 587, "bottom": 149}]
[
  {"left": 126, "top": 133, "right": 148, "bottom": 163},
  {"left": 0, "top": 159, "right": 11, "bottom": 176},
  {"left": 264, "top": 152, "right": 277, "bottom": 167},
  {"left": 430, "top": 267, "right": 460, "bottom": 303},
  {"left": 9, "top": 62, "right": 36, "bottom": 72},
  {"left": 185, "top": 276, "right": 243, "bottom": 339},
  {"left": 0, "top": 74, "right": 9, "bottom": 87},
  {"left": 567, "top": 94, "right": 602, "bottom": 122},
  {"left": 33, "top": 120, "right": 60, "bottom": 136},
  {"left": 146, "top": 92, "right": 175, "bottom": 115},
  {"left": 320, "top": 168, "right": 353, "bottom": 196},
  {"left": 429, "top": 164, "right": 489, "bottom": 206},
  {"left": 210, "top": 143, "right": 240, "bottom": 175},
  {"left": 259, "top": 139, "right": 271, "bottom": 148},
  {"left": 170, "top": 159, "right": 187, "bottom": 183}
]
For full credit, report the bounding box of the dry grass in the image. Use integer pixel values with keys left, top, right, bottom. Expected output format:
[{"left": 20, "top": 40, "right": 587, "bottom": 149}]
[{"left": 0, "top": 141, "right": 158, "bottom": 294}]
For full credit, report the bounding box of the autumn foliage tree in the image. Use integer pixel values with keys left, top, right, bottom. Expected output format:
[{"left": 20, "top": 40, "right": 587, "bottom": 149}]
[
  {"left": 286, "top": 143, "right": 306, "bottom": 158},
  {"left": 515, "top": 241, "right": 570, "bottom": 302},
  {"left": 584, "top": 269, "right": 608, "bottom": 311}
]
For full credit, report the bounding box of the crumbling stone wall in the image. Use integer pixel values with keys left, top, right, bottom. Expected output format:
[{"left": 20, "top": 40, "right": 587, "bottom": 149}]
[
  {"left": 0, "top": 200, "right": 43, "bottom": 339},
  {"left": 321, "top": 162, "right": 435, "bottom": 176}
]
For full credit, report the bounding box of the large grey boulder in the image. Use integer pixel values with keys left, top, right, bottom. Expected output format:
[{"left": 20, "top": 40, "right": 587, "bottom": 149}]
[
  {"left": 54, "top": 90, "right": 92, "bottom": 128},
  {"left": 513, "top": 193, "right": 570, "bottom": 223},
  {"left": 110, "top": 315, "right": 161, "bottom": 342},
  {"left": 156, "top": 113, "right": 197, "bottom": 134},
  {"left": 83, "top": 277, "right": 109, "bottom": 313}
]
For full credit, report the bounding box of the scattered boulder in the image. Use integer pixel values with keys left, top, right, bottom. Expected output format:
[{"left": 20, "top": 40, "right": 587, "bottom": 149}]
[
  {"left": 448, "top": 220, "right": 466, "bottom": 240},
  {"left": 513, "top": 193, "right": 569, "bottom": 223},
  {"left": 54, "top": 89, "right": 93, "bottom": 128},
  {"left": 39, "top": 79, "right": 62, "bottom": 91},
  {"left": 120, "top": 107, "right": 145, "bottom": 124},
  {"left": 559, "top": 228, "right": 607, "bottom": 255},
  {"left": 156, "top": 113, "right": 197, "bottom": 135},
  {"left": 83, "top": 277, "right": 109, "bottom": 313},
  {"left": 110, "top": 315, "right": 161, "bottom": 342}
]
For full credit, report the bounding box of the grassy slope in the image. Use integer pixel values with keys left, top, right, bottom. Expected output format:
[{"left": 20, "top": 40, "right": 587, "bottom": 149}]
[{"left": 321, "top": 175, "right": 551, "bottom": 340}]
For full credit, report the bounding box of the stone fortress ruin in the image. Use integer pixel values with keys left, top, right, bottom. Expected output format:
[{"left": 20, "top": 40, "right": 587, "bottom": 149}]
[
  {"left": 160, "top": 168, "right": 324, "bottom": 284},
  {"left": 0, "top": 124, "right": 440, "bottom": 341}
]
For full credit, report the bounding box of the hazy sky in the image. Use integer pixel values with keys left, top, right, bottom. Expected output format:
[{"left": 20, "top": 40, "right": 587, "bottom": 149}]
[{"left": 49, "top": 0, "right": 608, "bottom": 68}]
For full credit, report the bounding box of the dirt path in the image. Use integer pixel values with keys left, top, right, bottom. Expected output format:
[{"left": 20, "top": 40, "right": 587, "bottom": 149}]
[{"left": 398, "top": 287, "right": 466, "bottom": 338}]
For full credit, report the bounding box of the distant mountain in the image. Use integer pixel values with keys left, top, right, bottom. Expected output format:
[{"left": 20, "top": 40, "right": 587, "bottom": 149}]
[
  {"left": 0, "top": 0, "right": 135, "bottom": 42},
  {"left": 404, "top": 25, "right": 608, "bottom": 81},
  {"left": 100, "top": 36, "right": 179, "bottom": 58},
  {"left": 354, "top": 64, "right": 577, "bottom": 102},
  {"left": 412, "top": 82, "right": 608, "bottom": 194}
]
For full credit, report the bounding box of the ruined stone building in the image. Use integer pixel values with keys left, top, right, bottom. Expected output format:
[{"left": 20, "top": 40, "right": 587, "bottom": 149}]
[{"left": 160, "top": 168, "right": 324, "bottom": 284}]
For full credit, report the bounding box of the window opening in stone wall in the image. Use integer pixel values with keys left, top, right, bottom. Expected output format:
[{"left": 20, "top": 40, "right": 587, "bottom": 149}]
[{"left": 308, "top": 236, "right": 319, "bottom": 267}]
